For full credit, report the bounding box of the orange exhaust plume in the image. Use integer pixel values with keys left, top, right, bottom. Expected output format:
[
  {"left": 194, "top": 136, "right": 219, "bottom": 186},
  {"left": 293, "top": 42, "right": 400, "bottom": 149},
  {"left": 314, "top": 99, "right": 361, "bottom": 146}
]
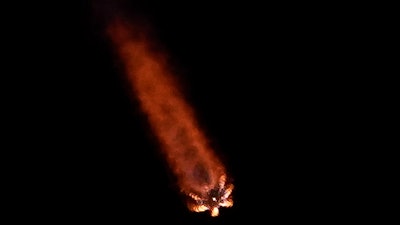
[{"left": 107, "top": 19, "right": 233, "bottom": 217}]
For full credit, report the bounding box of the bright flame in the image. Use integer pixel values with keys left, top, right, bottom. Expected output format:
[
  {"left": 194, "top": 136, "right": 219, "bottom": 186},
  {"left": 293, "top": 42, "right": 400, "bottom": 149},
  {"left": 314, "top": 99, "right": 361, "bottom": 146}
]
[
  {"left": 107, "top": 18, "right": 233, "bottom": 216},
  {"left": 211, "top": 207, "right": 219, "bottom": 217}
]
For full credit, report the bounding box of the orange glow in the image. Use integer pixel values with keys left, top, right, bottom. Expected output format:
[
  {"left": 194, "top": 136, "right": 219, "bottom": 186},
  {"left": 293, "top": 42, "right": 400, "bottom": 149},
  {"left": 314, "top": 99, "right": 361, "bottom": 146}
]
[{"left": 107, "top": 18, "right": 233, "bottom": 216}]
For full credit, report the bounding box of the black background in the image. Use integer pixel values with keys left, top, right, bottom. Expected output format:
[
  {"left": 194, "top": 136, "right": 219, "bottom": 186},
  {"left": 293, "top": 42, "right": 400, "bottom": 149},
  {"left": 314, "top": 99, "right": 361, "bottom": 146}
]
[{"left": 9, "top": 0, "right": 374, "bottom": 223}]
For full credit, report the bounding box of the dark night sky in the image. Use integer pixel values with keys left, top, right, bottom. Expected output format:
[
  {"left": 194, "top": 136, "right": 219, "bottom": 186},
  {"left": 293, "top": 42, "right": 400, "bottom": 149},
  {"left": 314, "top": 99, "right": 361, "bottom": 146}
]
[{"left": 11, "top": 0, "right": 372, "bottom": 223}]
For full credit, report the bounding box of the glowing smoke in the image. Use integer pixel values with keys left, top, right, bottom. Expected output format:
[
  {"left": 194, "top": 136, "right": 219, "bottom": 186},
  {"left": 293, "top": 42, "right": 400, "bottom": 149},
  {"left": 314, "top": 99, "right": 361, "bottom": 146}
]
[{"left": 106, "top": 17, "right": 233, "bottom": 217}]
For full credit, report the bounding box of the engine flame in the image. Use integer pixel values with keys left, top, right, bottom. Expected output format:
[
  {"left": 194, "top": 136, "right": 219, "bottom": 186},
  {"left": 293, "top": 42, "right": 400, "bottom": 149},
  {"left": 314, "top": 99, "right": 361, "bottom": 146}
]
[{"left": 107, "top": 18, "right": 233, "bottom": 217}]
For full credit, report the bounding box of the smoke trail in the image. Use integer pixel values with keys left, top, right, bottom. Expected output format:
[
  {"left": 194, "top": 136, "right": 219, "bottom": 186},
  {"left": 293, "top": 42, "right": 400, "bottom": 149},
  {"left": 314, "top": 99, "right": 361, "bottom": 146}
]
[{"left": 106, "top": 17, "right": 233, "bottom": 217}]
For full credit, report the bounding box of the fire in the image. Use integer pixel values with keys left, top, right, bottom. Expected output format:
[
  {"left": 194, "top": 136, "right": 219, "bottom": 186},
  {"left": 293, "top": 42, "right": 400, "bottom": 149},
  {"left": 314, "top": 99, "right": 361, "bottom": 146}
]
[{"left": 107, "top": 18, "right": 233, "bottom": 216}]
